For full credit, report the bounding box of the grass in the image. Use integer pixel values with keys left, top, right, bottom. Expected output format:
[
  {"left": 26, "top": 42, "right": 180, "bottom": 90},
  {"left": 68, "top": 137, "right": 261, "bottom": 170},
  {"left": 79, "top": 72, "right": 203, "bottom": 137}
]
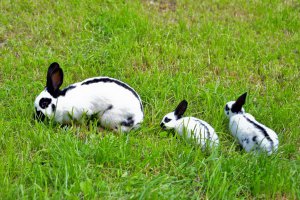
[{"left": 0, "top": 0, "right": 299, "bottom": 199}]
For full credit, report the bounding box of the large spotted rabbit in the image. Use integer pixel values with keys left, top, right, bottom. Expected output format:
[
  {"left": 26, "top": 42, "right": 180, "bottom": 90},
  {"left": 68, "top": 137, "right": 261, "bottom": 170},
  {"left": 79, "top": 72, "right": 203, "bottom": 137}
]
[{"left": 34, "top": 62, "right": 143, "bottom": 132}]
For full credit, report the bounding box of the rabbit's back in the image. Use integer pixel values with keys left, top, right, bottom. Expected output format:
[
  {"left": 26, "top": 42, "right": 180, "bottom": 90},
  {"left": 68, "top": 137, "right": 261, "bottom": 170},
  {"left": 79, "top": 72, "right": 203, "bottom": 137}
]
[
  {"left": 55, "top": 77, "right": 143, "bottom": 129},
  {"left": 229, "top": 114, "right": 278, "bottom": 154}
]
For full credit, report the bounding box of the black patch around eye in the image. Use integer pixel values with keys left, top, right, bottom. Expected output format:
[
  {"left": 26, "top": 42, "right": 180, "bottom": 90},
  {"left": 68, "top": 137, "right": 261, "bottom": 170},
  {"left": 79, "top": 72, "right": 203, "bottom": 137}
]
[
  {"left": 164, "top": 117, "right": 171, "bottom": 123},
  {"left": 225, "top": 104, "right": 230, "bottom": 111},
  {"left": 39, "top": 98, "right": 52, "bottom": 109}
]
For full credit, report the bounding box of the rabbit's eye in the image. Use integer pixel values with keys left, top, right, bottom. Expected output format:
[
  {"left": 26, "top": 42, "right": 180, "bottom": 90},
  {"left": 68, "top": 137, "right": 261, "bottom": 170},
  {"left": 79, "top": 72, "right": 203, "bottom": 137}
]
[
  {"left": 164, "top": 117, "right": 171, "bottom": 123},
  {"left": 39, "top": 98, "right": 52, "bottom": 109}
]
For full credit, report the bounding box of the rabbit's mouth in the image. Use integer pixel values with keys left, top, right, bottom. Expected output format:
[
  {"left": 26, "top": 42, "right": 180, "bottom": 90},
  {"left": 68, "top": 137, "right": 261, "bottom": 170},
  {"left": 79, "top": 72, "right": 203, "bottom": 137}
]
[
  {"left": 34, "top": 108, "right": 46, "bottom": 122},
  {"left": 160, "top": 123, "right": 166, "bottom": 129}
]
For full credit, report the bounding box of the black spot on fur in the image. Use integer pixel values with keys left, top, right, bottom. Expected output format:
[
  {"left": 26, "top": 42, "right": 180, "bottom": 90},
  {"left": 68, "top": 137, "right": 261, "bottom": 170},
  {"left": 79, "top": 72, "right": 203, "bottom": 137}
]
[
  {"left": 107, "top": 105, "right": 113, "bottom": 110},
  {"left": 51, "top": 104, "right": 56, "bottom": 112},
  {"left": 81, "top": 78, "right": 143, "bottom": 112},
  {"left": 102, "top": 105, "right": 113, "bottom": 115},
  {"left": 241, "top": 138, "right": 250, "bottom": 144},
  {"left": 243, "top": 115, "right": 273, "bottom": 148},
  {"left": 252, "top": 136, "right": 259, "bottom": 145},
  {"left": 60, "top": 85, "right": 76, "bottom": 96},
  {"left": 121, "top": 116, "right": 134, "bottom": 127},
  {"left": 164, "top": 117, "right": 171, "bottom": 123},
  {"left": 39, "top": 98, "right": 52, "bottom": 109}
]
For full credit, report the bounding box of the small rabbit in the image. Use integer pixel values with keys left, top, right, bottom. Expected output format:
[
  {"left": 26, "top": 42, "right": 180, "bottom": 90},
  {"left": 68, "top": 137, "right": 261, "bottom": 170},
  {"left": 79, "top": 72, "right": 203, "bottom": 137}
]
[
  {"left": 160, "top": 100, "right": 219, "bottom": 149},
  {"left": 34, "top": 62, "right": 144, "bottom": 132},
  {"left": 224, "top": 92, "right": 279, "bottom": 155}
]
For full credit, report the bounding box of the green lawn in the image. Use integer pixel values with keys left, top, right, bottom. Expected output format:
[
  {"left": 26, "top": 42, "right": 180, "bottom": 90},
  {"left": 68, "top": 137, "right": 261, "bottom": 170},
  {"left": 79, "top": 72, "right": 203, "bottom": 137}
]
[{"left": 0, "top": 0, "right": 299, "bottom": 199}]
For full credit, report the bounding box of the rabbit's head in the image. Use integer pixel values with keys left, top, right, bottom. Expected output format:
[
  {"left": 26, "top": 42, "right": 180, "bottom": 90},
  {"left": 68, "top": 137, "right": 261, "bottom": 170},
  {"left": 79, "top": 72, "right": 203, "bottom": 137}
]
[
  {"left": 160, "top": 100, "right": 188, "bottom": 130},
  {"left": 34, "top": 62, "right": 63, "bottom": 121},
  {"left": 224, "top": 92, "right": 247, "bottom": 118}
]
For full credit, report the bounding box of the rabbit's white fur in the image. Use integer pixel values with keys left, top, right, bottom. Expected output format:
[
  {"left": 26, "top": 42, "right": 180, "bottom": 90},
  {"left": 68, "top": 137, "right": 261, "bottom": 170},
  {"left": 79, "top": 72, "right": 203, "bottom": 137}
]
[
  {"left": 224, "top": 93, "right": 279, "bottom": 155},
  {"left": 34, "top": 63, "right": 143, "bottom": 132},
  {"left": 160, "top": 100, "right": 219, "bottom": 149}
]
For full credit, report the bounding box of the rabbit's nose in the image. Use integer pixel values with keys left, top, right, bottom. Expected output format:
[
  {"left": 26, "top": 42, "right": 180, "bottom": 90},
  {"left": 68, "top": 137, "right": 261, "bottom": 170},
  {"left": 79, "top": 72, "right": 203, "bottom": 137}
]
[{"left": 160, "top": 123, "right": 165, "bottom": 129}]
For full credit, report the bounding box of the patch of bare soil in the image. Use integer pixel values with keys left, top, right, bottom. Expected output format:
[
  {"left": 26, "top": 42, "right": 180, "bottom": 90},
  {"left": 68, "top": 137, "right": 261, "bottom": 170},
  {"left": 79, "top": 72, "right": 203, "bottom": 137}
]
[{"left": 142, "top": 0, "right": 177, "bottom": 12}]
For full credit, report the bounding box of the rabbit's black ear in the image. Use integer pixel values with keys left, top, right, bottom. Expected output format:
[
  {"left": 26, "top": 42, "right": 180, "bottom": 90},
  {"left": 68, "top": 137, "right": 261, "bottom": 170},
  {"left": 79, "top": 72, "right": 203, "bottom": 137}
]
[
  {"left": 174, "top": 100, "right": 188, "bottom": 119},
  {"left": 232, "top": 92, "right": 247, "bottom": 113},
  {"left": 46, "top": 62, "right": 64, "bottom": 97}
]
